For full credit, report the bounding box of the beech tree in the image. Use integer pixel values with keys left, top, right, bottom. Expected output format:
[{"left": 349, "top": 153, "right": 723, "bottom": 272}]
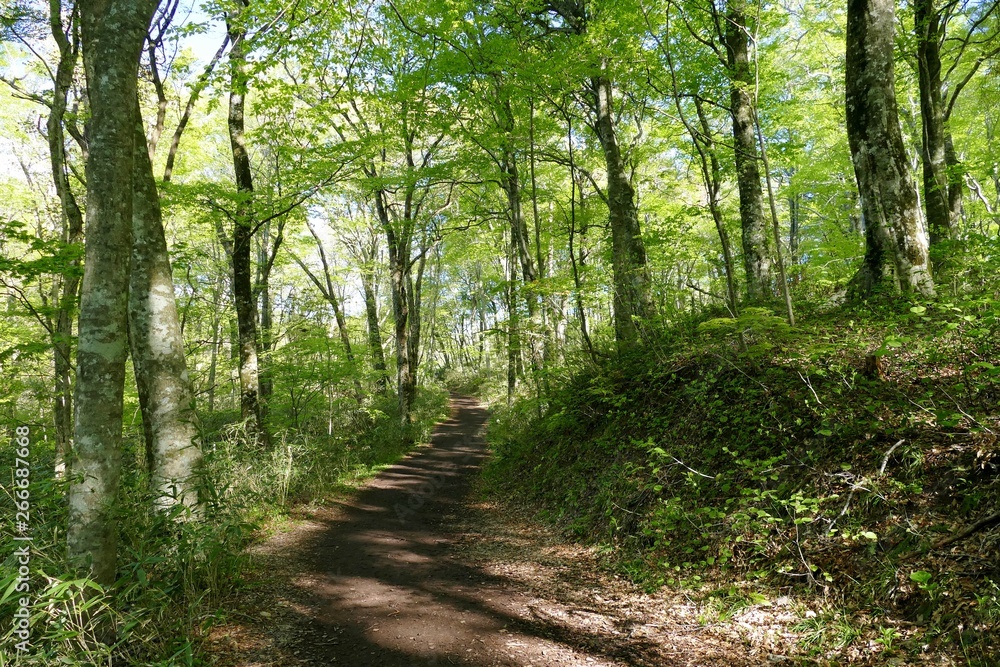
[
  {"left": 40, "top": 0, "right": 83, "bottom": 471},
  {"left": 130, "top": 103, "right": 201, "bottom": 510},
  {"left": 915, "top": 0, "right": 955, "bottom": 252},
  {"left": 724, "top": 0, "right": 772, "bottom": 301},
  {"left": 532, "top": 0, "right": 655, "bottom": 349},
  {"left": 223, "top": 0, "right": 269, "bottom": 445},
  {"left": 913, "top": 0, "right": 1000, "bottom": 262},
  {"left": 69, "top": 0, "right": 160, "bottom": 585},
  {"left": 845, "top": 0, "right": 934, "bottom": 296}
]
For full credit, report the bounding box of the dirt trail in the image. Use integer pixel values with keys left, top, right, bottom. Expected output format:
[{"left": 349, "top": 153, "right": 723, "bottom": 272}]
[{"left": 208, "top": 396, "right": 761, "bottom": 666}]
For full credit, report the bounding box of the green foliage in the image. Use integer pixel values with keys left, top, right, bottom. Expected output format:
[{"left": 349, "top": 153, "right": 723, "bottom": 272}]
[
  {"left": 485, "top": 299, "right": 1000, "bottom": 662},
  {"left": 0, "top": 386, "right": 448, "bottom": 665},
  {"left": 793, "top": 610, "right": 861, "bottom": 654},
  {"left": 5, "top": 0, "right": 1000, "bottom": 664},
  {"left": 697, "top": 585, "right": 770, "bottom": 624},
  {"left": 696, "top": 306, "right": 795, "bottom": 355}
]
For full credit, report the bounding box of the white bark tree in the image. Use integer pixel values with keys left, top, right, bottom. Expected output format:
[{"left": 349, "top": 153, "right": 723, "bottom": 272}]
[
  {"left": 130, "top": 105, "right": 202, "bottom": 511},
  {"left": 69, "top": 0, "right": 161, "bottom": 586},
  {"left": 845, "top": 0, "right": 935, "bottom": 296}
]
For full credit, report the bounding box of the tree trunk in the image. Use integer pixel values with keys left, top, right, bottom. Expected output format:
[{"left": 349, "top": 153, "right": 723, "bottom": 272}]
[
  {"left": 539, "top": 0, "right": 652, "bottom": 348},
  {"left": 726, "top": 0, "right": 772, "bottom": 301},
  {"left": 754, "top": 106, "right": 796, "bottom": 326},
  {"left": 590, "top": 69, "right": 654, "bottom": 349},
  {"left": 208, "top": 309, "right": 220, "bottom": 412},
  {"left": 529, "top": 98, "right": 555, "bottom": 378},
  {"left": 69, "top": 0, "right": 158, "bottom": 587},
  {"left": 361, "top": 262, "right": 388, "bottom": 393},
  {"left": 477, "top": 289, "right": 487, "bottom": 370},
  {"left": 915, "top": 0, "right": 955, "bottom": 254},
  {"left": 375, "top": 193, "right": 414, "bottom": 428},
  {"left": 663, "top": 13, "right": 740, "bottom": 317},
  {"left": 506, "top": 237, "right": 519, "bottom": 404},
  {"left": 788, "top": 192, "right": 801, "bottom": 282},
  {"left": 566, "top": 117, "right": 596, "bottom": 362},
  {"left": 257, "top": 220, "right": 274, "bottom": 407},
  {"left": 343, "top": 217, "right": 389, "bottom": 393},
  {"left": 945, "top": 134, "right": 963, "bottom": 227},
  {"left": 406, "top": 243, "right": 427, "bottom": 411},
  {"left": 226, "top": 3, "right": 269, "bottom": 445},
  {"left": 129, "top": 109, "right": 201, "bottom": 510},
  {"left": 846, "top": 0, "right": 935, "bottom": 297},
  {"left": 501, "top": 149, "right": 543, "bottom": 385},
  {"left": 46, "top": 0, "right": 83, "bottom": 475},
  {"left": 502, "top": 152, "right": 537, "bottom": 284},
  {"left": 694, "top": 98, "right": 741, "bottom": 315}
]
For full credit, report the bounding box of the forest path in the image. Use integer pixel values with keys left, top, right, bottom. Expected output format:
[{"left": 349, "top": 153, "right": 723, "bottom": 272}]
[{"left": 206, "top": 396, "right": 756, "bottom": 666}]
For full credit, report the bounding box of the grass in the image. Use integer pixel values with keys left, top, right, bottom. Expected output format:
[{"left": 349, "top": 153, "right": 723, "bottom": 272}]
[{"left": 0, "top": 385, "right": 449, "bottom": 666}]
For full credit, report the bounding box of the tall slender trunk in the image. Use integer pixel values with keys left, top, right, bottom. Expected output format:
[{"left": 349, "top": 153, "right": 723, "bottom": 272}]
[
  {"left": 726, "top": 0, "right": 772, "bottom": 301},
  {"left": 361, "top": 262, "right": 388, "bottom": 393},
  {"left": 590, "top": 69, "right": 654, "bottom": 349},
  {"left": 69, "top": 0, "right": 158, "bottom": 587},
  {"left": 477, "top": 291, "right": 487, "bottom": 370},
  {"left": 375, "top": 193, "right": 414, "bottom": 428},
  {"left": 226, "top": 2, "right": 269, "bottom": 444},
  {"left": 506, "top": 236, "right": 519, "bottom": 404},
  {"left": 694, "top": 99, "right": 740, "bottom": 316},
  {"left": 501, "top": 150, "right": 538, "bottom": 387},
  {"left": 207, "top": 309, "right": 220, "bottom": 412},
  {"left": 915, "top": 0, "right": 955, "bottom": 255},
  {"left": 945, "top": 134, "right": 963, "bottom": 227},
  {"left": 129, "top": 109, "right": 201, "bottom": 510},
  {"left": 406, "top": 244, "right": 427, "bottom": 408},
  {"left": 257, "top": 220, "right": 273, "bottom": 409},
  {"left": 46, "top": 0, "right": 83, "bottom": 474},
  {"left": 502, "top": 152, "right": 536, "bottom": 284},
  {"left": 754, "top": 109, "right": 796, "bottom": 326},
  {"left": 788, "top": 192, "right": 801, "bottom": 282},
  {"left": 663, "top": 8, "right": 740, "bottom": 315},
  {"left": 423, "top": 250, "right": 442, "bottom": 371},
  {"left": 567, "top": 119, "right": 596, "bottom": 362},
  {"left": 846, "top": 0, "right": 935, "bottom": 297},
  {"left": 344, "top": 219, "right": 388, "bottom": 392},
  {"left": 53, "top": 283, "right": 77, "bottom": 478},
  {"left": 529, "top": 99, "right": 555, "bottom": 375}
]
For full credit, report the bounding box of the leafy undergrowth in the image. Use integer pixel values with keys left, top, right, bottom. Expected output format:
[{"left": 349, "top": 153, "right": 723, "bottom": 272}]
[
  {"left": 0, "top": 387, "right": 448, "bottom": 666},
  {"left": 485, "top": 297, "right": 1000, "bottom": 665}
]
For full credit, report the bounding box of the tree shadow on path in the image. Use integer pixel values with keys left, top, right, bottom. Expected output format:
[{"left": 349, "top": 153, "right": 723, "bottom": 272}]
[{"left": 214, "top": 395, "right": 742, "bottom": 667}]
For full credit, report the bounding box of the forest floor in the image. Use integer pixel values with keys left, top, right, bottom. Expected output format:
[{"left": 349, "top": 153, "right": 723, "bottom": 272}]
[{"left": 202, "top": 396, "right": 801, "bottom": 666}]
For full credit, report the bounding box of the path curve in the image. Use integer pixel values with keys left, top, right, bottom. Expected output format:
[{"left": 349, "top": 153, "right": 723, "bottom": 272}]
[
  {"left": 292, "top": 395, "right": 627, "bottom": 666},
  {"left": 211, "top": 396, "right": 750, "bottom": 666}
]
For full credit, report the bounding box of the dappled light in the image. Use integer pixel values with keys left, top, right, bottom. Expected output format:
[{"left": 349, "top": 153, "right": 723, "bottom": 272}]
[{"left": 2, "top": 0, "right": 999, "bottom": 664}]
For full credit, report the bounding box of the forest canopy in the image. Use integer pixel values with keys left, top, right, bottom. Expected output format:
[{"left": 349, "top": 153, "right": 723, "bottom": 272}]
[{"left": 2, "top": 0, "right": 1000, "bottom": 664}]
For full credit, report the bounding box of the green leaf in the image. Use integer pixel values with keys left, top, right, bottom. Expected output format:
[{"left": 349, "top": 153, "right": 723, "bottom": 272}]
[{"left": 0, "top": 576, "right": 20, "bottom": 606}]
